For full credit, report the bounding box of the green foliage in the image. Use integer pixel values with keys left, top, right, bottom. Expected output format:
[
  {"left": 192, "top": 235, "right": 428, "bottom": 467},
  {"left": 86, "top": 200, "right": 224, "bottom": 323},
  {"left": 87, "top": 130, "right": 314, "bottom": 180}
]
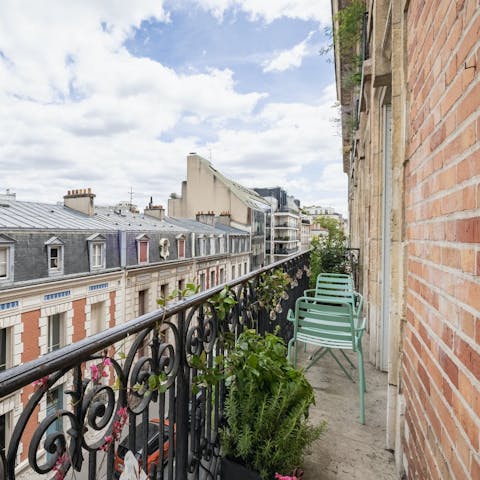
[
  {"left": 310, "top": 216, "right": 348, "bottom": 288},
  {"left": 334, "top": 0, "right": 365, "bottom": 56},
  {"left": 221, "top": 330, "right": 325, "bottom": 479},
  {"left": 208, "top": 286, "right": 237, "bottom": 321},
  {"left": 256, "top": 269, "right": 292, "bottom": 319}
]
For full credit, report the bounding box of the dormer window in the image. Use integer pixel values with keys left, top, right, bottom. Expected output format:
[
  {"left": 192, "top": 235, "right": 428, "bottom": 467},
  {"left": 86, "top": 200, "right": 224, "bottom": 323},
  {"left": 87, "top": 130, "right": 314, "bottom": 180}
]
[
  {"left": 0, "top": 234, "right": 15, "bottom": 283},
  {"left": 45, "top": 237, "right": 64, "bottom": 276},
  {"left": 176, "top": 234, "right": 186, "bottom": 259},
  {"left": 219, "top": 235, "right": 226, "bottom": 254},
  {"left": 209, "top": 235, "right": 215, "bottom": 255},
  {"left": 136, "top": 234, "right": 150, "bottom": 264},
  {"left": 197, "top": 235, "right": 206, "bottom": 257},
  {"left": 87, "top": 234, "right": 106, "bottom": 270}
]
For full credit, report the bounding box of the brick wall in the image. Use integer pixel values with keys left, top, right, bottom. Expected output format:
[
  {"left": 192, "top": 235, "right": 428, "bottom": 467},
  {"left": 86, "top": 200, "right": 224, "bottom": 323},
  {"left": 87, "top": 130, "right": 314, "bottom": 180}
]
[
  {"left": 403, "top": 0, "right": 480, "bottom": 477},
  {"left": 20, "top": 309, "right": 41, "bottom": 463}
]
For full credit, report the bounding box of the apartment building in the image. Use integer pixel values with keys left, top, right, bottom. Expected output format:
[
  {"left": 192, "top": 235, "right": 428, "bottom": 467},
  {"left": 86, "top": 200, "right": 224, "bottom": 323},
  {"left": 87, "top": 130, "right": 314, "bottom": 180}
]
[
  {"left": 0, "top": 189, "right": 249, "bottom": 462},
  {"left": 168, "top": 153, "right": 271, "bottom": 270}
]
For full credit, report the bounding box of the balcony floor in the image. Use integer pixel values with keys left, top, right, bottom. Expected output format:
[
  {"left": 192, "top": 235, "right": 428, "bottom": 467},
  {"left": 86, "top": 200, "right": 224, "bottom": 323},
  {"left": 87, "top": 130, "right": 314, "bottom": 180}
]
[{"left": 298, "top": 341, "right": 399, "bottom": 480}]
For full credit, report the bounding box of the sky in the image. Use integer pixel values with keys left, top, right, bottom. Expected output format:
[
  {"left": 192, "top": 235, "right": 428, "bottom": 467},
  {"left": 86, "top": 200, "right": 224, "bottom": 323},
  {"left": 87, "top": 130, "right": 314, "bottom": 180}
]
[{"left": 0, "top": 0, "right": 347, "bottom": 216}]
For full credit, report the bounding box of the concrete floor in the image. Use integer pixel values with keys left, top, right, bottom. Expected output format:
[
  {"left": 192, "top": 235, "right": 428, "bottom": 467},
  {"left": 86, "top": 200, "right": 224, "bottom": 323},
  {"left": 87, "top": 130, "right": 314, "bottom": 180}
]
[{"left": 298, "top": 343, "right": 399, "bottom": 480}]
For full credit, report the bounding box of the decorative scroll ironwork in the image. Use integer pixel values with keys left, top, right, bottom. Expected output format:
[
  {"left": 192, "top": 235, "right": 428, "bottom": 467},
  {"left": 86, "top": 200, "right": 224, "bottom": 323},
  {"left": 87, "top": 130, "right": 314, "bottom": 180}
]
[{"left": 0, "top": 252, "right": 310, "bottom": 480}]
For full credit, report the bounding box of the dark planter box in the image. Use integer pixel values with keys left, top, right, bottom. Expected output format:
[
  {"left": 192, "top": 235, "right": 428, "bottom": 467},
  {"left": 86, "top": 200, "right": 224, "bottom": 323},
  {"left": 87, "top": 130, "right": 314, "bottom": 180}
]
[{"left": 220, "top": 457, "right": 262, "bottom": 480}]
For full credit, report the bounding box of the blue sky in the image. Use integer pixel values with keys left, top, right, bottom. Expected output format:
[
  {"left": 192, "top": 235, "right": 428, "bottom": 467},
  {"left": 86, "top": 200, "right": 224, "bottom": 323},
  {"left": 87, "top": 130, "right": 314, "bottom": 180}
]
[{"left": 0, "top": 0, "right": 347, "bottom": 215}]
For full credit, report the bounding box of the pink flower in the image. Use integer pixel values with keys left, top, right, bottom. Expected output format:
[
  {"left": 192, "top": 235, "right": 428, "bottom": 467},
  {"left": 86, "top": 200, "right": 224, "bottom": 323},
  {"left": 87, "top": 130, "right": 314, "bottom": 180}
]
[
  {"left": 117, "top": 406, "right": 128, "bottom": 419},
  {"left": 275, "top": 475, "right": 296, "bottom": 480},
  {"left": 102, "top": 370, "right": 108, "bottom": 377},
  {"left": 103, "top": 357, "right": 112, "bottom": 366},
  {"left": 90, "top": 364, "right": 99, "bottom": 382},
  {"left": 32, "top": 376, "right": 49, "bottom": 390}
]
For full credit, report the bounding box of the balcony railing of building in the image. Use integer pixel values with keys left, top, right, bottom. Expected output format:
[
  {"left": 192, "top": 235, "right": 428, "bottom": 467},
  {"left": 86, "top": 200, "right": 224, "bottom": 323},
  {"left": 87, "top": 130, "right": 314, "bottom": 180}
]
[{"left": 0, "top": 252, "right": 310, "bottom": 480}]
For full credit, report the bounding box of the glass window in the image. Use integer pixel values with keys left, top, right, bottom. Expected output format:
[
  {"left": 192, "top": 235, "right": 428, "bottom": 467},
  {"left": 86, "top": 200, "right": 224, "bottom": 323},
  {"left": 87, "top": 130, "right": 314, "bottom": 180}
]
[
  {"left": 210, "top": 270, "right": 216, "bottom": 288},
  {"left": 92, "top": 243, "right": 103, "bottom": 267},
  {"left": 0, "top": 329, "right": 7, "bottom": 371},
  {"left": 48, "top": 314, "right": 64, "bottom": 352},
  {"left": 0, "top": 247, "right": 8, "bottom": 278},
  {"left": 90, "top": 302, "right": 105, "bottom": 335}
]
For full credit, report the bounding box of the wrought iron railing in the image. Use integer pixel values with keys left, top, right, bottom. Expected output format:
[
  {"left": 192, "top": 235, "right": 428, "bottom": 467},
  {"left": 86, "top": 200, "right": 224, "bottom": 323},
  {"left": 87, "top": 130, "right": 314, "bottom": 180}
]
[{"left": 0, "top": 252, "right": 310, "bottom": 480}]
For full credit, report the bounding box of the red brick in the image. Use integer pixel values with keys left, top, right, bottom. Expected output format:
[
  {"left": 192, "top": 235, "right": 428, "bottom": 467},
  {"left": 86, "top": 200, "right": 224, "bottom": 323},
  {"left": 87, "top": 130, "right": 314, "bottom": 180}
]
[
  {"left": 457, "top": 81, "right": 480, "bottom": 125},
  {"left": 20, "top": 310, "right": 41, "bottom": 462},
  {"left": 109, "top": 291, "right": 116, "bottom": 328},
  {"left": 439, "top": 348, "right": 459, "bottom": 387},
  {"left": 72, "top": 298, "right": 86, "bottom": 343},
  {"left": 456, "top": 217, "right": 480, "bottom": 243}
]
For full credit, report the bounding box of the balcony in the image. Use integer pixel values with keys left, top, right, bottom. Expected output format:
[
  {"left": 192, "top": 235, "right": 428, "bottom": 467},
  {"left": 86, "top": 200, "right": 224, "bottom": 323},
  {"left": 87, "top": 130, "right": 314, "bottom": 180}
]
[{"left": 0, "top": 250, "right": 392, "bottom": 480}]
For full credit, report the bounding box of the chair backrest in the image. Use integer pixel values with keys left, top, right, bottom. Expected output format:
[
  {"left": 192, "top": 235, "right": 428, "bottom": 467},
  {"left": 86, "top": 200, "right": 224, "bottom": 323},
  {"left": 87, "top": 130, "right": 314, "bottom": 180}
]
[
  {"left": 314, "top": 274, "right": 355, "bottom": 305},
  {"left": 295, "top": 297, "right": 355, "bottom": 350}
]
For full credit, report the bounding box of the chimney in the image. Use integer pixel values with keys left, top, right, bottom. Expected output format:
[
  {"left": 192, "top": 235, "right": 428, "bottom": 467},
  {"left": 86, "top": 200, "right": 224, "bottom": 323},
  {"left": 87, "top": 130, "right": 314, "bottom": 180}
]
[
  {"left": 64, "top": 188, "right": 95, "bottom": 216},
  {"left": 144, "top": 203, "right": 165, "bottom": 221},
  {"left": 196, "top": 211, "right": 216, "bottom": 226},
  {"left": 217, "top": 211, "right": 231, "bottom": 226}
]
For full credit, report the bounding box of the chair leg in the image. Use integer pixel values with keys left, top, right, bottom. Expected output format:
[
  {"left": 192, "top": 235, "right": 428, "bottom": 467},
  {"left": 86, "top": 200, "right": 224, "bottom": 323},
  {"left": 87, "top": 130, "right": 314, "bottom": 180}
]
[
  {"left": 287, "top": 338, "right": 295, "bottom": 365},
  {"left": 329, "top": 350, "right": 355, "bottom": 382},
  {"left": 340, "top": 349, "right": 356, "bottom": 369},
  {"left": 358, "top": 348, "right": 365, "bottom": 425},
  {"left": 306, "top": 347, "right": 328, "bottom": 371}
]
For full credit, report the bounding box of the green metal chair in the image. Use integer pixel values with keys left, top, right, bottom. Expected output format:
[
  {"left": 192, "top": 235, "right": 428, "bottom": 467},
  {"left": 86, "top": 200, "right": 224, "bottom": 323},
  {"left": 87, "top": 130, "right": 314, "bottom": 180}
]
[
  {"left": 287, "top": 296, "right": 366, "bottom": 424},
  {"left": 304, "top": 274, "right": 363, "bottom": 321}
]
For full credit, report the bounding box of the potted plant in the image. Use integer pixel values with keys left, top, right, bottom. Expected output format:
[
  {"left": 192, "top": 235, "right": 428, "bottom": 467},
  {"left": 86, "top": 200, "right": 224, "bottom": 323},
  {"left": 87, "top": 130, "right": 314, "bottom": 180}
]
[{"left": 220, "top": 329, "right": 324, "bottom": 480}]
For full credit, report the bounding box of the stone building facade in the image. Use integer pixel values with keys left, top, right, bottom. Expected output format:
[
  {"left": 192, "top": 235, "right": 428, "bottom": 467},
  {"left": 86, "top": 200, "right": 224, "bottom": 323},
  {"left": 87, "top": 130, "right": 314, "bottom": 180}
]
[
  {"left": 333, "top": 0, "right": 479, "bottom": 478},
  {"left": 0, "top": 190, "right": 250, "bottom": 468}
]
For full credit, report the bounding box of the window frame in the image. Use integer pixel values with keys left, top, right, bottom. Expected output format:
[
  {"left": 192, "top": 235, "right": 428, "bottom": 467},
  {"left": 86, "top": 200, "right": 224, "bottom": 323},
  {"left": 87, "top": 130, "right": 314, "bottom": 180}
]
[
  {"left": 48, "top": 313, "right": 64, "bottom": 353},
  {"left": 45, "top": 237, "right": 64, "bottom": 276},
  {"left": 0, "top": 328, "right": 10, "bottom": 372},
  {"left": 176, "top": 234, "right": 186, "bottom": 259},
  {"left": 87, "top": 234, "right": 106, "bottom": 271},
  {"left": 136, "top": 234, "right": 150, "bottom": 264},
  {"left": 0, "top": 235, "right": 15, "bottom": 283}
]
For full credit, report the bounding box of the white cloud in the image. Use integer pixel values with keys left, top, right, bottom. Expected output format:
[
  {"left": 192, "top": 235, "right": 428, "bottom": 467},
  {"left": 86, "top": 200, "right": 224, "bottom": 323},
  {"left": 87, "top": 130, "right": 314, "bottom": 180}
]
[
  {"left": 263, "top": 31, "right": 315, "bottom": 73},
  {"left": 0, "top": 2, "right": 346, "bottom": 216},
  {"left": 194, "top": 0, "right": 332, "bottom": 24}
]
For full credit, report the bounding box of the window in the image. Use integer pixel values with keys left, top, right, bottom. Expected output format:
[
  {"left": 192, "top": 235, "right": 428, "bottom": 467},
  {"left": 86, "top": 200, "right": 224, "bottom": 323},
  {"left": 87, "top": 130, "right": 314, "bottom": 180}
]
[
  {"left": 0, "top": 413, "right": 11, "bottom": 455},
  {"left": 46, "top": 387, "right": 63, "bottom": 458},
  {"left": 209, "top": 236, "right": 215, "bottom": 255},
  {"left": 159, "top": 283, "right": 169, "bottom": 302},
  {"left": 136, "top": 235, "right": 150, "bottom": 264},
  {"left": 178, "top": 279, "right": 185, "bottom": 299},
  {"left": 48, "top": 313, "right": 64, "bottom": 352},
  {"left": 90, "top": 302, "right": 105, "bottom": 335},
  {"left": 0, "top": 328, "right": 10, "bottom": 371},
  {"left": 219, "top": 236, "right": 225, "bottom": 254},
  {"left": 0, "top": 235, "right": 15, "bottom": 282},
  {"left": 45, "top": 237, "right": 64, "bottom": 275},
  {"left": 138, "top": 290, "right": 148, "bottom": 316},
  {"left": 210, "top": 270, "right": 216, "bottom": 288},
  {"left": 0, "top": 248, "right": 8, "bottom": 278},
  {"left": 198, "top": 236, "right": 206, "bottom": 256},
  {"left": 176, "top": 235, "right": 186, "bottom": 259},
  {"left": 231, "top": 265, "right": 235, "bottom": 279},
  {"left": 199, "top": 273, "right": 206, "bottom": 291},
  {"left": 87, "top": 234, "right": 106, "bottom": 270},
  {"left": 219, "top": 268, "right": 225, "bottom": 284},
  {"left": 244, "top": 262, "right": 248, "bottom": 274}
]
